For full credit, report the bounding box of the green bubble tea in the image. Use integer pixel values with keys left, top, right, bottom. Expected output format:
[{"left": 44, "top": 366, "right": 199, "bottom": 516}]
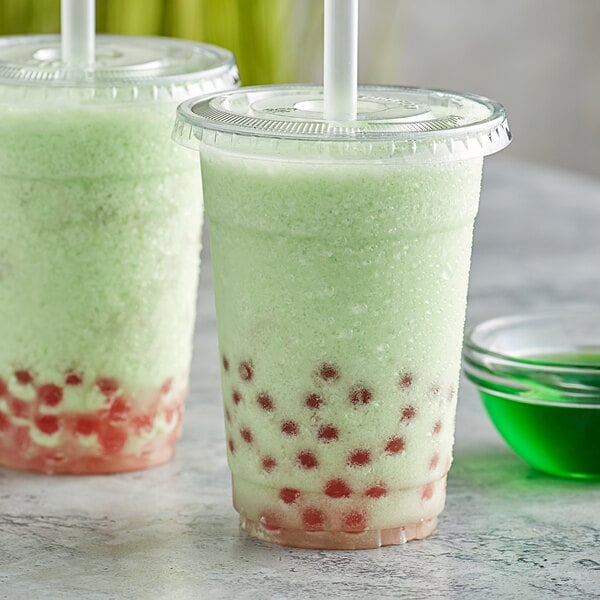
[
  {"left": 175, "top": 85, "right": 510, "bottom": 548},
  {"left": 0, "top": 35, "right": 237, "bottom": 474}
]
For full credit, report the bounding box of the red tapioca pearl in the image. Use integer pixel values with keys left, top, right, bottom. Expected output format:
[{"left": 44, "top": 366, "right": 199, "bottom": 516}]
[
  {"left": 35, "top": 415, "right": 60, "bottom": 435},
  {"left": 238, "top": 361, "right": 254, "bottom": 382},
  {"left": 281, "top": 420, "right": 298, "bottom": 436},
  {"left": 222, "top": 355, "right": 230, "bottom": 372},
  {"left": 232, "top": 390, "right": 242, "bottom": 406},
  {"left": 364, "top": 483, "right": 387, "bottom": 499},
  {"left": 0, "top": 378, "right": 8, "bottom": 396},
  {"left": 259, "top": 510, "right": 281, "bottom": 531},
  {"left": 342, "top": 510, "right": 367, "bottom": 533},
  {"left": 297, "top": 450, "right": 319, "bottom": 469},
  {"left": 0, "top": 412, "right": 10, "bottom": 431},
  {"left": 279, "top": 488, "right": 301, "bottom": 505},
  {"left": 432, "top": 420, "right": 443, "bottom": 435},
  {"left": 15, "top": 426, "right": 30, "bottom": 451},
  {"left": 421, "top": 483, "right": 434, "bottom": 500},
  {"left": 9, "top": 398, "right": 28, "bottom": 418},
  {"left": 398, "top": 372, "right": 413, "bottom": 389},
  {"left": 385, "top": 435, "right": 405, "bottom": 455},
  {"left": 228, "top": 439, "right": 235, "bottom": 454},
  {"left": 261, "top": 456, "right": 277, "bottom": 472},
  {"left": 318, "top": 363, "right": 340, "bottom": 383},
  {"left": 302, "top": 507, "right": 326, "bottom": 531},
  {"left": 164, "top": 407, "right": 176, "bottom": 424},
  {"left": 347, "top": 449, "right": 371, "bottom": 467},
  {"left": 429, "top": 454, "right": 440, "bottom": 470},
  {"left": 305, "top": 393, "right": 323, "bottom": 410},
  {"left": 98, "top": 425, "right": 127, "bottom": 454},
  {"left": 132, "top": 414, "right": 153, "bottom": 432},
  {"left": 324, "top": 478, "right": 352, "bottom": 498},
  {"left": 37, "top": 384, "right": 63, "bottom": 407},
  {"left": 65, "top": 372, "right": 83, "bottom": 386},
  {"left": 96, "top": 377, "right": 119, "bottom": 397},
  {"left": 15, "top": 370, "right": 33, "bottom": 385},
  {"left": 160, "top": 378, "right": 173, "bottom": 395},
  {"left": 240, "top": 427, "right": 253, "bottom": 444},
  {"left": 257, "top": 392, "right": 274, "bottom": 412},
  {"left": 400, "top": 405, "right": 416, "bottom": 422},
  {"left": 317, "top": 424, "right": 339, "bottom": 443},
  {"left": 109, "top": 396, "right": 130, "bottom": 423},
  {"left": 349, "top": 385, "right": 372, "bottom": 406},
  {"left": 225, "top": 408, "right": 231, "bottom": 423},
  {"left": 75, "top": 416, "right": 99, "bottom": 436}
]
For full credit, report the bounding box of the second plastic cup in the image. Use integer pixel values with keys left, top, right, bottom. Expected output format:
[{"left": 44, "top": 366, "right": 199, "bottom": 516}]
[
  {"left": 0, "top": 35, "right": 238, "bottom": 474},
  {"left": 175, "top": 85, "right": 510, "bottom": 548}
]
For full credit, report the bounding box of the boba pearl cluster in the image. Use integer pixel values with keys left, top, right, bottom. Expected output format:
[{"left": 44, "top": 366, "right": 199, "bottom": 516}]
[
  {"left": 0, "top": 368, "right": 185, "bottom": 473},
  {"left": 222, "top": 353, "right": 454, "bottom": 548}
]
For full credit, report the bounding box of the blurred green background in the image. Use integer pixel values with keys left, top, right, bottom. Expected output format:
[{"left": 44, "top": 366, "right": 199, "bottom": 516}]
[
  {"left": 3, "top": 1, "right": 600, "bottom": 176},
  {"left": 0, "top": 0, "right": 323, "bottom": 84}
]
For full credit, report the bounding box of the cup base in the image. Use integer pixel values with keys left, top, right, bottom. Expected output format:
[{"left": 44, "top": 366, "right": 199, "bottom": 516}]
[
  {"left": 0, "top": 378, "right": 186, "bottom": 474},
  {"left": 0, "top": 440, "right": 177, "bottom": 475},
  {"left": 239, "top": 514, "right": 438, "bottom": 550}
]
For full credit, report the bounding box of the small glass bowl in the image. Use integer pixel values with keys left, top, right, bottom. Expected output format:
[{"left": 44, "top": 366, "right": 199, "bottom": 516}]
[{"left": 463, "top": 308, "right": 600, "bottom": 479}]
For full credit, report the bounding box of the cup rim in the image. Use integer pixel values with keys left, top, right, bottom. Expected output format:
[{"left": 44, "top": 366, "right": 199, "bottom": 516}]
[{"left": 464, "top": 306, "right": 600, "bottom": 374}]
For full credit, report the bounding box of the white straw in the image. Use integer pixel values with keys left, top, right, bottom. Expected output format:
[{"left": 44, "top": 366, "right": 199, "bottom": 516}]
[
  {"left": 61, "top": 0, "right": 95, "bottom": 67},
  {"left": 324, "top": 0, "right": 358, "bottom": 120}
]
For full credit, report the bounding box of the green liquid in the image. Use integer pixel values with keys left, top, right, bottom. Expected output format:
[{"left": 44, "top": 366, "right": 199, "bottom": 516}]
[
  {"left": 536, "top": 351, "right": 600, "bottom": 366},
  {"left": 477, "top": 352, "right": 600, "bottom": 479}
]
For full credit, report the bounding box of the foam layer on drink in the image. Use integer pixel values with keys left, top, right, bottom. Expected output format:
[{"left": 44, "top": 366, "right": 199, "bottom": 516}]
[
  {"left": 204, "top": 149, "right": 483, "bottom": 548},
  {"left": 0, "top": 102, "right": 202, "bottom": 473}
]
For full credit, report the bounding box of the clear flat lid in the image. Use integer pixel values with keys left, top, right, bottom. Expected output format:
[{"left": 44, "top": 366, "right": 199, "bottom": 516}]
[
  {"left": 174, "top": 84, "right": 511, "bottom": 162},
  {"left": 0, "top": 34, "right": 239, "bottom": 103}
]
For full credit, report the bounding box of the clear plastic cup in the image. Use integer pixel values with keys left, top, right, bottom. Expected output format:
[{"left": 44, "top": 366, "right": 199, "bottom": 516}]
[
  {"left": 0, "top": 35, "right": 238, "bottom": 474},
  {"left": 174, "top": 85, "right": 510, "bottom": 548}
]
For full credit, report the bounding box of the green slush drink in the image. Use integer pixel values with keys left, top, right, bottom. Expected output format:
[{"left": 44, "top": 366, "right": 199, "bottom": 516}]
[
  {"left": 0, "top": 35, "right": 238, "bottom": 474},
  {"left": 175, "top": 85, "right": 510, "bottom": 548}
]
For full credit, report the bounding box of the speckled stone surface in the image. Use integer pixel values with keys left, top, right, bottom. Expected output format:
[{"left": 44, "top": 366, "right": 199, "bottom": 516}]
[{"left": 1, "top": 159, "right": 599, "bottom": 599}]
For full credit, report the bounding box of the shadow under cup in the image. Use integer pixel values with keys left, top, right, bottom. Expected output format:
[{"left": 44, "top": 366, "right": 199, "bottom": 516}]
[
  {"left": 174, "top": 85, "right": 510, "bottom": 549},
  {"left": 0, "top": 35, "right": 238, "bottom": 474}
]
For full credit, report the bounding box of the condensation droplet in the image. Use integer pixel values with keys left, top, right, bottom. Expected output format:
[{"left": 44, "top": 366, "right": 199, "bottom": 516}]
[
  {"left": 442, "top": 262, "right": 453, "bottom": 281},
  {"left": 351, "top": 303, "right": 368, "bottom": 315},
  {"left": 337, "top": 329, "right": 354, "bottom": 339}
]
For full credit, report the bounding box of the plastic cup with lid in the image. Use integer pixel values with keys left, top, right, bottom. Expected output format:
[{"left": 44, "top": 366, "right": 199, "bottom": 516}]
[
  {"left": 173, "top": 83, "right": 510, "bottom": 549},
  {"left": 0, "top": 33, "right": 239, "bottom": 475}
]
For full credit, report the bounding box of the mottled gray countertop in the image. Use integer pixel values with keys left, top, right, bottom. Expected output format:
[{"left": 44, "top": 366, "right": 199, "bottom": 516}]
[{"left": 1, "top": 159, "right": 599, "bottom": 599}]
